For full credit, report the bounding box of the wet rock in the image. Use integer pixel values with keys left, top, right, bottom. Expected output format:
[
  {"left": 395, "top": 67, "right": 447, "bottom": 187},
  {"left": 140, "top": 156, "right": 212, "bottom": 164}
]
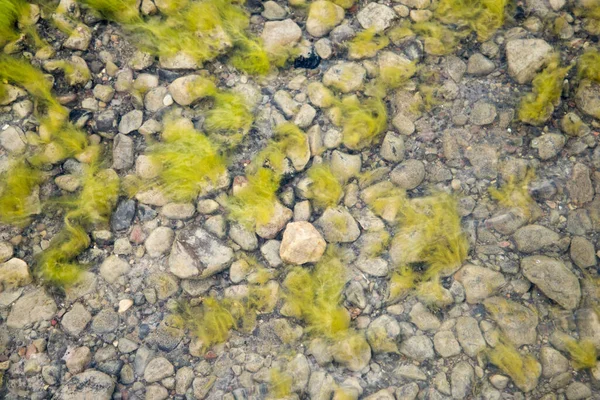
[
  {"left": 399, "top": 335, "right": 435, "bottom": 362},
  {"left": 575, "top": 80, "right": 600, "bottom": 120},
  {"left": 7, "top": 288, "right": 57, "bottom": 329},
  {"left": 409, "top": 302, "right": 440, "bottom": 332},
  {"left": 380, "top": 131, "right": 405, "bottom": 162},
  {"left": 63, "top": 24, "right": 92, "bottom": 51},
  {"left": 0, "top": 126, "right": 26, "bottom": 154},
  {"left": 175, "top": 366, "right": 195, "bottom": 395},
  {"left": 513, "top": 224, "right": 560, "bottom": 253},
  {"left": 522, "top": 255, "right": 581, "bottom": 310},
  {"left": 118, "top": 110, "right": 143, "bottom": 134},
  {"left": 567, "top": 163, "right": 594, "bottom": 205},
  {"left": 540, "top": 346, "right": 569, "bottom": 378},
  {"left": 532, "top": 133, "right": 565, "bottom": 160},
  {"left": 145, "top": 86, "right": 169, "bottom": 112},
  {"left": 433, "top": 330, "right": 461, "bottom": 358},
  {"left": 112, "top": 134, "right": 134, "bottom": 170},
  {"left": 144, "top": 357, "right": 174, "bottom": 383},
  {"left": 53, "top": 370, "right": 115, "bottom": 400},
  {"left": 169, "top": 75, "right": 209, "bottom": 106},
  {"left": 0, "top": 258, "right": 31, "bottom": 290},
  {"left": 451, "top": 361, "right": 474, "bottom": 399},
  {"left": 65, "top": 346, "right": 92, "bottom": 374},
  {"left": 331, "top": 333, "right": 371, "bottom": 371},
  {"left": 570, "top": 236, "right": 596, "bottom": 268},
  {"left": 506, "top": 39, "right": 553, "bottom": 84},
  {"left": 315, "top": 207, "right": 360, "bottom": 243},
  {"left": 357, "top": 2, "right": 397, "bottom": 32},
  {"left": 160, "top": 203, "right": 195, "bottom": 220},
  {"left": 455, "top": 316, "right": 487, "bottom": 357},
  {"left": 91, "top": 309, "right": 119, "bottom": 334},
  {"left": 484, "top": 297, "right": 538, "bottom": 346},
  {"left": 446, "top": 55, "right": 467, "bottom": 83},
  {"left": 391, "top": 159, "right": 425, "bottom": 190},
  {"left": 262, "top": 1, "right": 287, "bottom": 20},
  {"left": 273, "top": 90, "right": 300, "bottom": 117},
  {"left": 306, "top": 1, "right": 344, "bottom": 38},
  {"left": 323, "top": 62, "right": 366, "bottom": 93},
  {"left": 99, "top": 255, "right": 130, "bottom": 283},
  {"left": 168, "top": 227, "right": 234, "bottom": 279},
  {"left": 396, "top": 383, "right": 419, "bottom": 400},
  {"left": 465, "top": 144, "right": 499, "bottom": 179},
  {"left": 454, "top": 264, "right": 506, "bottom": 304},
  {"left": 366, "top": 315, "right": 400, "bottom": 353},
  {"left": 279, "top": 222, "right": 327, "bottom": 264},
  {"left": 470, "top": 100, "right": 497, "bottom": 125},
  {"left": 229, "top": 223, "right": 258, "bottom": 251},
  {"left": 61, "top": 303, "right": 91, "bottom": 336},
  {"left": 0, "top": 242, "right": 14, "bottom": 263},
  {"left": 467, "top": 53, "right": 495, "bottom": 76},
  {"left": 566, "top": 382, "right": 592, "bottom": 400},
  {"left": 111, "top": 199, "right": 136, "bottom": 231},
  {"left": 261, "top": 19, "right": 302, "bottom": 53},
  {"left": 256, "top": 202, "right": 293, "bottom": 239},
  {"left": 145, "top": 226, "right": 175, "bottom": 258}
]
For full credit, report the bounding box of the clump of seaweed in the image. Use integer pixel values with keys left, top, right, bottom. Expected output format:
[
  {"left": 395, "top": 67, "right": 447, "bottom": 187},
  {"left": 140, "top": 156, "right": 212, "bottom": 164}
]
[
  {"left": 0, "top": 0, "right": 28, "bottom": 47},
  {"left": 487, "top": 340, "right": 542, "bottom": 393},
  {"left": 305, "top": 164, "right": 344, "bottom": 210},
  {"left": 518, "top": 55, "right": 571, "bottom": 126},
  {"left": 577, "top": 48, "right": 600, "bottom": 83},
  {"left": 283, "top": 247, "right": 350, "bottom": 339},
  {"left": 411, "top": 22, "right": 463, "bottom": 56},
  {"left": 574, "top": 0, "right": 600, "bottom": 35},
  {"left": 555, "top": 333, "right": 598, "bottom": 370},
  {"left": 81, "top": 0, "right": 279, "bottom": 75},
  {"left": 360, "top": 181, "right": 406, "bottom": 222},
  {"left": 489, "top": 169, "right": 536, "bottom": 219},
  {"left": 0, "top": 158, "right": 44, "bottom": 226},
  {"left": 388, "top": 265, "right": 418, "bottom": 302},
  {"left": 268, "top": 367, "right": 293, "bottom": 399},
  {"left": 227, "top": 167, "right": 281, "bottom": 229},
  {"left": 347, "top": 28, "right": 389, "bottom": 60},
  {"left": 145, "top": 118, "right": 227, "bottom": 202},
  {"left": 337, "top": 96, "right": 387, "bottom": 150},
  {"left": 204, "top": 91, "right": 253, "bottom": 144},
  {"left": 435, "top": 0, "right": 511, "bottom": 41}
]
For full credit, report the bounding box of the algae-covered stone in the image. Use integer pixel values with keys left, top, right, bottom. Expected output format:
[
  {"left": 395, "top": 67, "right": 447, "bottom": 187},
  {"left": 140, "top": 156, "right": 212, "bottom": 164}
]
[
  {"left": 484, "top": 297, "right": 538, "bottom": 346},
  {"left": 306, "top": 1, "right": 344, "bottom": 38},
  {"left": 506, "top": 39, "right": 553, "bottom": 84},
  {"left": 323, "top": 62, "right": 366, "bottom": 93}
]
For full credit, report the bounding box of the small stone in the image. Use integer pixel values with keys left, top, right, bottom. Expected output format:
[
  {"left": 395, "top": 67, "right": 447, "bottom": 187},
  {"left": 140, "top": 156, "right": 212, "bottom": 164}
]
[
  {"left": 256, "top": 202, "right": 292, "bottom": 239},
  {"left": 396, "top": 383, "right": 419, "bottom": 400},
  {"left": 315, "top": 38, "right": 333, "bottom": 59},
  {"left": 484, "top": 297, "right": 538, "bottom": 346},
  {"left": 261, "top": 19, "right": 302, "bottom": 54},
  {"left": 506, "top": 39, "right": 553, "bottom": 84},
  {"left": 159, "top": 52, "right": 198, "bottom": 70},
  {"left": 532, "top": 133, "right": 566, "bottom": 160},
  {"left": 63, "top": 24, "right": 92, "bottom": 51},
  {"left": 315, "top": 206, "right": 360, "bottom": 243},
  {"left": 261, "top": 0, "right": 287, "bottom": 19},
  {"left": 451, "top": 361, "right": 474, "bottom": 399},
  {"left": 229, "top": 223, "right": 258, "bottom": 251},
  {"left": 357, "top": 2, "right": 397, "bottom": 32},
  {"left": 91, "top": 309, "right": 119, "bottom": 334},
  {"left": 433, "top": 330, "right": 461, "bottom": 358},
  {"left": 380, "top": 131, "right": 405, "bottom": 162},
  {"left": 175, "top": 366, "right": 195, "bottom": 395},
  {"left": 567, "top": 163, "right": 594, "bottom": 205},
  {"left": 522, "top": 255, "right": 581, "bottom": 310},
  {"left": 111, "top": 199, "right": 136, "bottom": 231},
  {"left": 273, "top": 90, "right": 300, "bottom": 117},
  {"left": 144, "top": 86, "right": 169, "bottom": 112},
  {"left": 575, "top": 80, "right": 600, "bottom": 120},
  {"left": 513, "top": 224, "right": 560, "bottom": 253},
  {"left": 7, "top": 288, "right": 57, "bottom": 329},
  {"left": 0, "top": 242, "right": 14, "bottom": 263},
  {"left": 391, "top": 159, "right": 425, "bottom": 190},
  {"left": 306, "top": 1, "right": 345, "bottom": 38},
  {"left": 0, "top": 258, "right": 31, "bottom": 290},
  {"left": 454, "top": 264, "right": 506, "bottom": 304},
  {"left": 118, "top": 299, "right": 133, "bottom": 313},
  {"left": 54, "top": 370, "right": 115, "bottom": 400},
  {"left": 409, "top": 303, "right": 441, "bottom": 332},
  {"left": 61, "top": 302, "right": 92, "bottom": 336},
  {"left": 100, "top": 255, "right": 130, "bottom": 284},
  {"left": 467, "top": 53, "right": 495, "bottom": 75},
  {"left": 570, "top": 236, "right": 596, "bottom": 268},
  {"left": 399, "top": 335, "right": 435, "bottom": 362},
  {"left": 160, "top": 203, "right": 195, "bottom": 220},
  {"left": 366, "top": 315, "right": 400, "bottom": 353},
  {"left": 540, "top": 346, "right": 569, "bottom": 378},
  {"left": 0, "top": 126, "right": 26, "bottom": 154},
  {"left": 55, "top": 174, "right": 80, "bottom": 192},
  {"left": 331, "top": 333, "right": 371, "bottom": 371},
  {"left": 455, "top": 316, "right": 486, "bottom": 357},
  {"left": 294, "top": 103, "right": 317, "bottom": 128},
  {"left": 470, "top": 100, "right": 497, "bottom": 125},
  {"left": 168, "top": 75, "right": 209, "bottom": 106},
  {"left": 323, "top": 62, "right": 366, "bottom": 93},
  {"left": 144, "top": 357, "right": 174, "bottom": 383},
  {"left": 392, "top": 113, "right": 416, "bottom": 135},
  {"left": 279, "top": 222, "right": 327, "bottom": 264},
  {"left": 118, "top": 110, "right": 143, "bottom": 134},
  {"left": 66, "top": 346, "right": 92, "bottom": 374},
  {"left": 566, "top": 382, "right": 592, "bottom": 400},
  {"left": 112, "top": 134, "right": 134, "bottom": 170},
  {"left": 146, "top": 384, "right": 168, "bottom": 400},
  {"left": 145, "top": 227, "right": 175, "bottom": 258}
]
